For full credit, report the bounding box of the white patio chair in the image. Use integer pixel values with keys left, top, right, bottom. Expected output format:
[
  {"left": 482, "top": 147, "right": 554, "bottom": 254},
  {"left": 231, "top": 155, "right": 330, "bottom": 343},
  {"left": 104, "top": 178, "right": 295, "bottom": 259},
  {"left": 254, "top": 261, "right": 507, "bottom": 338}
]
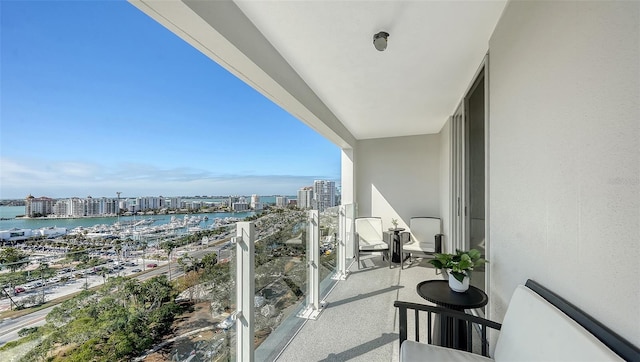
[
  {"left": 400, "top": 217, "right": 443, "bottom": 269},
  {"left": 354, "top": 217, "right": 391, "bottom": 269}
]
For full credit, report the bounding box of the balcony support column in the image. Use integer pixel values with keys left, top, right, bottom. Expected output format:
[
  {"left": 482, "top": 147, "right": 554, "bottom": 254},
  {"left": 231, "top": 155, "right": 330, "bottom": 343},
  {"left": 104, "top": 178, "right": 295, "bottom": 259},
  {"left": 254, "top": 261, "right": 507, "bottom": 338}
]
[
  {"left": 235, "top": 222, "right": 255, "bottom": 362},
  {"left": 298, "top": 210, "right": 324, "bottom": 320}
]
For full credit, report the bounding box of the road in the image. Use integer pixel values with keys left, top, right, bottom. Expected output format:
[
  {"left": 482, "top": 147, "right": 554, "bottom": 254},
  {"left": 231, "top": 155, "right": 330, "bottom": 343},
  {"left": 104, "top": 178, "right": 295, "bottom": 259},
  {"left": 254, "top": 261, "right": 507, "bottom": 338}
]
[{"left": 0, "top": 306, "right": 51, "bottom": 346}]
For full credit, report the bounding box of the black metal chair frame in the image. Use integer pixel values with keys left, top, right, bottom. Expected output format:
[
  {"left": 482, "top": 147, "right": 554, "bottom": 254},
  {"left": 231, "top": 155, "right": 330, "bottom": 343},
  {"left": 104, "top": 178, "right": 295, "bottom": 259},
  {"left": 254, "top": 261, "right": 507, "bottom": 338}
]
[
  {"left": 394, "top": 279, "right": 640, "bottom": 361},
  {"left": 394, "top": 300, "right": 501, "bottom": 357}
]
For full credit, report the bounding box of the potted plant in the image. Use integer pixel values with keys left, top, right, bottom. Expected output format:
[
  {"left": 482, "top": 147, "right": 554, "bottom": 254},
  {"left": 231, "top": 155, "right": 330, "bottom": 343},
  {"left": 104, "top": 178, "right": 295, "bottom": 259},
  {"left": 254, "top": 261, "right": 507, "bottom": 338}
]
[
  {"left": 428, "top": 249, "right": 487, "bottom": 292},
  {"left": 391, "top": 218, "right": 399, "bottom": 229}
]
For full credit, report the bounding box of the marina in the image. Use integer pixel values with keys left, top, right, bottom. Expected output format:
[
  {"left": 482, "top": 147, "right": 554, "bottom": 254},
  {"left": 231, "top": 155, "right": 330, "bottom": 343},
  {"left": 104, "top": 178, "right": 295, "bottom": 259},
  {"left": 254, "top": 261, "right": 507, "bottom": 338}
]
[{"left": 0, "top": 206, "right": 255, "bottom": 243}]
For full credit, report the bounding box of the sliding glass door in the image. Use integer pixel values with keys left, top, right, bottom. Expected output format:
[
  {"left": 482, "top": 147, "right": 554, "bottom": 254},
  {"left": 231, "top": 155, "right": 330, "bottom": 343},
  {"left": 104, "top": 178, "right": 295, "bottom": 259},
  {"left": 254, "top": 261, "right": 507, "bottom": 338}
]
[{"left": 451, "top": 61, "right": 487, "bottom": 292}]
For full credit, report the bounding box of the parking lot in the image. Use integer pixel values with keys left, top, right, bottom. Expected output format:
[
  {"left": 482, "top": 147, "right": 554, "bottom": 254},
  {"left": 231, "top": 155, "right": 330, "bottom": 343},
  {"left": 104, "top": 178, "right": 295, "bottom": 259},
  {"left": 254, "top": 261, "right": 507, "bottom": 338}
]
[{"left": 0, "top": 258, "right": 166, "bottom": 312}]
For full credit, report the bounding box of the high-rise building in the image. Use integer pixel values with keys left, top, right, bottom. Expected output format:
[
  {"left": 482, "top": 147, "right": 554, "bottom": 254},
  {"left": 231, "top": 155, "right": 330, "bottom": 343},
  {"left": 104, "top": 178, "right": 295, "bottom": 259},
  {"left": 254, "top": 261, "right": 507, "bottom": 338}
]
[
  {"left": 297, "top": 186, "right": 314, "bottom": 209},
  {"left": 232, "top": 201, "right": 250, "bottom": 212},
  {"left": 250, "top": 194, "right": 262, "bottom": 210},
  {"left": 313, "top": 180, "right": 336, "bottom": 212},
  {"left": 25, "top": 195, "right": 55, "bottom": 217},
  {"left": 168, "top": 197, "right": 182, "bottom": 209},
  {"left": 70, "top": 198, "right": 85, "bottom": 217},
  {"left": 275, "top": 196, "right": 287, "bottom": 207}
]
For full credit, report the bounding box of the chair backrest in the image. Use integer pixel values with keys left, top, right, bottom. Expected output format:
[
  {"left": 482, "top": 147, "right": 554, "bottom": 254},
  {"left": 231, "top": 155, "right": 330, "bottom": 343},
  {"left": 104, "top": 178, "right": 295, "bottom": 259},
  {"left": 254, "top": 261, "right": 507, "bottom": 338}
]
[
  {"left": 355, "top": 217, "right": 383, "bottom": 247},
  {"left": 409, "top": 217, "right": 441, "bottom": 250},
  {"left": 494, "top": 285, "right": 623, "bottom": 361}
]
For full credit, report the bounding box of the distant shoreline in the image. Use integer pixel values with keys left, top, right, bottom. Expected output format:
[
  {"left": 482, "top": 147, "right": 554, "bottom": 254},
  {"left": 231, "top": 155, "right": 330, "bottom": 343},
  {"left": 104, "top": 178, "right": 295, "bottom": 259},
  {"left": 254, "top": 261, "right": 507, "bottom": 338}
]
[{"left": 14, "top": 209, "right": 251, "bottom": 221}]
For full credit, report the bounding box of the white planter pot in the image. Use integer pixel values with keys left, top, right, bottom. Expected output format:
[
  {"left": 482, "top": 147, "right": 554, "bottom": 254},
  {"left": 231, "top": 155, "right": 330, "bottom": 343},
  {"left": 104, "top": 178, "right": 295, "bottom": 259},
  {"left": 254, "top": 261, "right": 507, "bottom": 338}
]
[{"left": 448, "top": 273, "right": 470, "bottom": 292}]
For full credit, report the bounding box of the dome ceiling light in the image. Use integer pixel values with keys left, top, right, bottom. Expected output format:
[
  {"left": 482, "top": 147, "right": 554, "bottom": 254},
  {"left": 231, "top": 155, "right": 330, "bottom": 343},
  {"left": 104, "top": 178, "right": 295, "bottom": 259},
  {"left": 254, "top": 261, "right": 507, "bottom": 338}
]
[{"left": 373, "top": 31, "right": 389, "bottom": 51}]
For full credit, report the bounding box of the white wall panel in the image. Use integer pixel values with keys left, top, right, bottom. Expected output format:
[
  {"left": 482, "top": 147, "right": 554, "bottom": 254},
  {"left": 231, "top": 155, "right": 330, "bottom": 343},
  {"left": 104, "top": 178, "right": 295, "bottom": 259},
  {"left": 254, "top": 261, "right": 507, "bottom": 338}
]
[
  {"left": 489, "top": 0, "right": 639, "bottom": 344},
  {"left": 355, "top": 135, "right": 441, "bottom": 230}
]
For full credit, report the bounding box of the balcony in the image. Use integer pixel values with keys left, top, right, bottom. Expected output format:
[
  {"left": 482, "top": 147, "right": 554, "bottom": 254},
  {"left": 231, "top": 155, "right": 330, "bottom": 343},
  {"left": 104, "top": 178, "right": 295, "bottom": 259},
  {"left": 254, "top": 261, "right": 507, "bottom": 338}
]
[
  {"left": 223, "top": 206, "right": 488, "bottom": 362},
  {"left": 273, "top": 256, "right": 440, "bottom": 362},
  {"left": 123, "top": 0, "right": 640, "bottom": 357}
]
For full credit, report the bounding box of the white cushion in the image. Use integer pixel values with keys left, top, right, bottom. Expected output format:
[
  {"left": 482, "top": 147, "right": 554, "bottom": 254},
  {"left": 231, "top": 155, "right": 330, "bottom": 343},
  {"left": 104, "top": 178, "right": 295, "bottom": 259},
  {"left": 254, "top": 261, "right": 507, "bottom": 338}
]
[
  {"left": 401, "top": 341, "right": 493, "bottom": 362},
  {"left": 355, "top": 218, "right": 387, "bottom": 249},
  {"left": 494, "top": 285, "right": 623, "bottom": 361}
]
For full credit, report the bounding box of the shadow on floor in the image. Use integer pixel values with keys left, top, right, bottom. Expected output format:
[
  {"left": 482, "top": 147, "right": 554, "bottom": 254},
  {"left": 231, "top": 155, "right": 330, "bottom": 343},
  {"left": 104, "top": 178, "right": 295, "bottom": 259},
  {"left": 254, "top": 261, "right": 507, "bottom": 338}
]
[
  {"left": 317, "top": 333, "right": 398, "bottom": 362},
  {"left": 325, "top": 285, "right": 404, "bottom": 309}
]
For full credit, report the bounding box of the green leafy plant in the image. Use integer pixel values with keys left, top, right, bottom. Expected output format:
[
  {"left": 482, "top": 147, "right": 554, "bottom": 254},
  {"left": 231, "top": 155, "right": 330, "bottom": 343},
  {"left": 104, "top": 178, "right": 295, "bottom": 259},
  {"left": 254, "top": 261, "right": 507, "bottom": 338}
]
[
  {"left": 391, "top": 218, "right": 398, "bottom": 228},
  {"left": 428, "top": 249, "right": 487, "bottom": 283}
]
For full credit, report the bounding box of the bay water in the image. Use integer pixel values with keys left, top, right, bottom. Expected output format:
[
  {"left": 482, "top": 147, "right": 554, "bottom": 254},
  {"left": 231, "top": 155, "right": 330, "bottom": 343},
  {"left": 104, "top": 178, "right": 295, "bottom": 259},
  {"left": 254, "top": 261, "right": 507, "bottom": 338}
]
[{"left": 0, "top": 205, "right": 255, "bottom": 231}]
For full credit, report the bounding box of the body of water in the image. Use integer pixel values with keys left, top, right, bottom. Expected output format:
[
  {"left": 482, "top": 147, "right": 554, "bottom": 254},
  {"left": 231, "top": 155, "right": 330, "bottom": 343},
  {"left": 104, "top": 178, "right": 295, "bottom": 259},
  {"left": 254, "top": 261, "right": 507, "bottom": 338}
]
[{"left": 0, "top": 205, "right": 255, "bottom": 231}]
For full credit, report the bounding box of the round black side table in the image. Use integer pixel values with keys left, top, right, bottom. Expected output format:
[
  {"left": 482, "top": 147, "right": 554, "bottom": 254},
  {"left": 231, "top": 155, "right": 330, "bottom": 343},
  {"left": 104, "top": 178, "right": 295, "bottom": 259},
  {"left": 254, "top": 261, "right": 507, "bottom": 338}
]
[
  {"left": 388, "top": 228, "right": 405, "bottom": 263},
  {"left": 416, "top": 280, "right": 488, "bottom": 350}
]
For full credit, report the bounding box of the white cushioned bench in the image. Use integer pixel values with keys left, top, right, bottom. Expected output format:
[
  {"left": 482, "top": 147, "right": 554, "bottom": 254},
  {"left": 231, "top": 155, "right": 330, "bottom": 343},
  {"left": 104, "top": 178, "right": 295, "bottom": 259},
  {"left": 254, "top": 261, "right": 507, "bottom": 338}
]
[{"left": 395, "top": 279, "right": 640, "bottom": 361}]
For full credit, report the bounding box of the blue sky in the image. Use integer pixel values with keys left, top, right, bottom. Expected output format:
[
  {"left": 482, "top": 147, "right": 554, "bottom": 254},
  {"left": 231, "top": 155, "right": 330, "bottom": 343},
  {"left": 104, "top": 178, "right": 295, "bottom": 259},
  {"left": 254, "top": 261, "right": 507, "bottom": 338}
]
[{"left": 0, "top": 0, "right": 340, "bottom": 199}]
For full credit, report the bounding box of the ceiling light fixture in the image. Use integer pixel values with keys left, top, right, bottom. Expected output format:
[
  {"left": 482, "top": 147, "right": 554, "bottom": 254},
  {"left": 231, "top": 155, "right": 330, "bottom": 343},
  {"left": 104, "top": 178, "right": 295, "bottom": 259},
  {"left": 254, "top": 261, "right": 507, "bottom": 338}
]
[{"left": 373, "top": 31, "right": 389, "bottom": 51}]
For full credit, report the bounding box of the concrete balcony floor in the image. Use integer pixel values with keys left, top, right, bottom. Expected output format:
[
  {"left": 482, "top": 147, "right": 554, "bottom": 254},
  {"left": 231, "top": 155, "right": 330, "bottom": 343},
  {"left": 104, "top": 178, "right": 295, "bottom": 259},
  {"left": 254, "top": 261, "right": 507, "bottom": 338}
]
[{"left": 275, "top": 255, "right": 443, "bottom": 362}]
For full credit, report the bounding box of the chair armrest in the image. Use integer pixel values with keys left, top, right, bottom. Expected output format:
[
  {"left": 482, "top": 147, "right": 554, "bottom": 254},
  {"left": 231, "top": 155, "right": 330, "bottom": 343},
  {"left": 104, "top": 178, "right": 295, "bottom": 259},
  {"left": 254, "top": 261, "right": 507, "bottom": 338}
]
[{"left": 394, "top": 300, "right": 501, "bottom": 357}]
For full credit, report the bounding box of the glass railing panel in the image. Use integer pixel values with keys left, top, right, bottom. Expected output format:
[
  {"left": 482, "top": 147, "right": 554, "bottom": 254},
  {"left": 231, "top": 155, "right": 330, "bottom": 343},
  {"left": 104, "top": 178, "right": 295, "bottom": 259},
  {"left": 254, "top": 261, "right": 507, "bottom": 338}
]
[
  {"left": 318, "top": 206, "right": 339, "bottom": 297},
  {"left": 253, "top": 209, "right": 307, "bottom": 361},
  {"left": 344, "top": 203, "right": 357, "bottom": 262}
]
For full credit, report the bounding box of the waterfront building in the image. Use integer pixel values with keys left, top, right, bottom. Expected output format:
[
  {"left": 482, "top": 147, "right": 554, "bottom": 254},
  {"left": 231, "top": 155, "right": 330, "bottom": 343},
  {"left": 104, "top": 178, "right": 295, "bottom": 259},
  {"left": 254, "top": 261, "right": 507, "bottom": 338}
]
[
  {"left": 24, "top": 195, "right": 55, "bottom": 217},
  {"left": 275, "top": 196, "right": 287, "bottom": 207},
  {"left": 232, "top": 201, "right": 249, "bottom": 212},
  {"left": 250, "top": 194, "right": 262, "bottom": 210},
  {"left": 168, "top": 197, "right": 182, "bottom": 209},
  {"left": 85, "top": 196, "right": 101, "bottom": 216},
  {"left": 98, "top": 197, "right": 118, "bottom": 215},
  {"left": 136, "top": 196, "right": 164, "bottom": 211},
  {"left": 297, "top": 186, "right": 313, "bottom": 210},
  {"left": 70, "top": 198, "right": 85, "bottom": 217},
  {"left": 227, "top": 196, "right": 242, "bottom": 209},
  {"left": 0, "top": 228, "right": 33, "bottom": 242},
  {"left": 53, "top": 199, "right": 68, "bottom": 216},
  {"left": 313, "top": 180, "right": 336, "bottom": 212}
]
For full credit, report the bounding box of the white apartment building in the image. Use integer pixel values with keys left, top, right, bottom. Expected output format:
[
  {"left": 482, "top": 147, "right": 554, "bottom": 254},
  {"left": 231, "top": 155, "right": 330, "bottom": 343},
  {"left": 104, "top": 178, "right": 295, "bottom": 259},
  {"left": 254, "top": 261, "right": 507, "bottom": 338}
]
[
  {"left": 250, "top": 194, "right": 262, "bottom": 210},
  {"left": 24, "top": 195, "right": 55, "bottom": 217},
  {"left": 232, "top": 201, "right": 250, "bottom": 212},
  {"left": 52, "top": 200, "right": 68, "bottom": 216},
  {"left": 168, "top": 197, "right": 182, "bottom": 209},
  {"left": 275, "top": 196, "right": 287, "bottom": 207},
  {"left": 313, "top": 180, "right": 336, "bottom": 212},
  {"left": 297, "top": 187, "right": 313, "bottom": 210},
  {"left": 136, "top": 196, "right": 164, "bottom": 211}
]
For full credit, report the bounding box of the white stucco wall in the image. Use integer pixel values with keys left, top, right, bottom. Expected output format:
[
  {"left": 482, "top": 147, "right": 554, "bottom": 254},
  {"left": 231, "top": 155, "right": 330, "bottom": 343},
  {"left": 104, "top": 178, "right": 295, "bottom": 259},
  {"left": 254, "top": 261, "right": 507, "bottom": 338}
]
[
  {"left": 355, "top": 135, "right": 441, "bottom": 230},
  {"left": 489, "top": 0, "right": 639, "bottom": 345}
]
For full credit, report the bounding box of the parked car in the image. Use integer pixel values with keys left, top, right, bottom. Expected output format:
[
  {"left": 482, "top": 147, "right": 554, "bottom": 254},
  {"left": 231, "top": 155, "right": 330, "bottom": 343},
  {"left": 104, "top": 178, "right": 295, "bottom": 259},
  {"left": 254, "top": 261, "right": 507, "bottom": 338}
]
[
  {"left": 146, "top": 263, "right": 158, "bottom": 268},
  {"left": 14, "top": 287, "right": 25, "bottom": 294},
  {"left": 131, "top": 268, "right": 142, "bottom": 273}
]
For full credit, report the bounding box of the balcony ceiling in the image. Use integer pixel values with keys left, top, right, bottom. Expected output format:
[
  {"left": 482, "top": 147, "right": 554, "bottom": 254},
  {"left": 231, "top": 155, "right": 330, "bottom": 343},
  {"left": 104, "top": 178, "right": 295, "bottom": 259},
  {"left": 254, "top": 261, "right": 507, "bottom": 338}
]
[{"left": 131, "top": 0, "right": 507, "bottom": 147}]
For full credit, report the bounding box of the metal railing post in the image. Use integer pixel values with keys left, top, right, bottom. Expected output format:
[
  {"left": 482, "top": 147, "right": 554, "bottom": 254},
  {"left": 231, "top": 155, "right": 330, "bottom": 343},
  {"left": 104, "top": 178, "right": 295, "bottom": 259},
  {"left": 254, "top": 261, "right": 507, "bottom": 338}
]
[
  {"left": 235, "top": 222, "right": 255, "bottom": 362},
  {"left": 298, "top": 210, "right": 324, "bottom": 320},
  {"left": 332, "top": 205, "right": 349, "bottom": 280}
]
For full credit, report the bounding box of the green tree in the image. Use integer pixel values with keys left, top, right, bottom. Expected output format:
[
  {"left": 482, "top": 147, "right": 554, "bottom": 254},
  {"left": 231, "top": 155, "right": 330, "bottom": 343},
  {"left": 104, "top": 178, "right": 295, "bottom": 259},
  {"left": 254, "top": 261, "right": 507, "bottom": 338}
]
[
  {"left": 140, "top": 240, "right": 148, "bottom": 271},
  {"left": 200, "top": 252, "right": 218, "bottom": 273},
  {"left": 160, "top": 241, "right": 177, "bottom": 281},
  {"left": 0, "top": 247, "right": 29, "bottom": 273}
]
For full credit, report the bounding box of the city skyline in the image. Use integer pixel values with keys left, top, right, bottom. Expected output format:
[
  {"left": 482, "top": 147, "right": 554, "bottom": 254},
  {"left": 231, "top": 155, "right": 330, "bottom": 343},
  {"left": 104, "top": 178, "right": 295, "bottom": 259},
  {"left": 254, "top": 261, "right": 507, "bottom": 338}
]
[{"left": 0, "top": 1, "right": 340, "bottom": 199}]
